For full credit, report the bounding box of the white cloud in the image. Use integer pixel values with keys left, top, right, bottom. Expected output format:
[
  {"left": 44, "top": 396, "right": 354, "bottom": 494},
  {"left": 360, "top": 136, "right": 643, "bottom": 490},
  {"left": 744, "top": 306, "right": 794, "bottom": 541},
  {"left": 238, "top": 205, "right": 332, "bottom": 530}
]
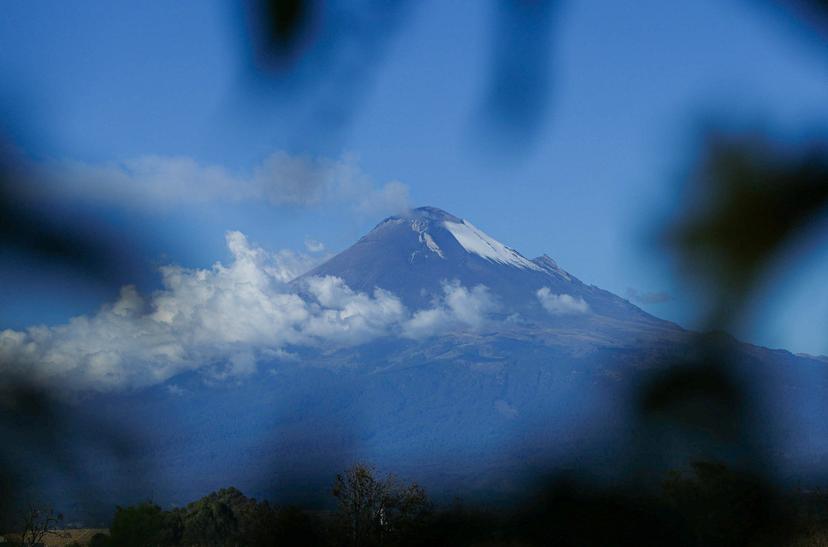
[
  {"left": 166, "top": 384, "right": 186, "bottom": 396},
  {"left": 266, "top": 248, "right": 326, "bottom": 283},
  {"left": 536, "top": 287, "right": 589, "bottom": 315},
  {"left": 301, "top": 276, "right": 407, "bottom": 345},
  {"left": 443, "top": 281, "right": 497, "bottom": 327},
  {"left": 304, "top": 238, "right": 325, "bottom": 253},
  {"left": 402, "top": 280, "right": 497, "bottom": 339},
  {"left": 354, "top": 180, "right": 411, "bottom": 217},
  {"left": 0, "top": 234, "right": 493, "bottom": 393},
  {"left": 34, "top": 152, "right": 410, "bottom": 216},
  {"left": 625, "top": 287, "right": 672, "bottom": 305},
  {"left": 402, "top": 308, "right": 448, "bottom": 340}
]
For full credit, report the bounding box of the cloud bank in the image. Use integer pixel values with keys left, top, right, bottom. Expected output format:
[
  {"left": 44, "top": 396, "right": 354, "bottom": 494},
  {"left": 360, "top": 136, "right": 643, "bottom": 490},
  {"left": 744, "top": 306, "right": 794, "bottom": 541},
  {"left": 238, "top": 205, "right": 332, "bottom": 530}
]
[
  {"left": 0, "top": 232, "right": 494, "bottom": 393},
  {"left": 34, "top": 152, "right": 410, "bottom": 217},
  {"left": 536, "top": 287, "right": 589, "bottom": 315}
]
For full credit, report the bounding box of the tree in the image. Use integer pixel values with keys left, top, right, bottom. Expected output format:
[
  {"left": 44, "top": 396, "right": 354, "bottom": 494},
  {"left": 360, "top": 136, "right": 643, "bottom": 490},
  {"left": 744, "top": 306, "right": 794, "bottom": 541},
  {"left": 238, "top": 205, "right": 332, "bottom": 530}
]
[
  {"left": 273, "top": 505, "right": 324, "bottom": 547},
  {"left": 662, "top": 461, "right": 776, "bottom": 546},
  {"left": 179, "top": 498, "right": 239, "bottom": 546},
  {"left": 382, "top": 481, "right": 432, "bottom": 545},
  {"left": 332, "top": 464, "right": 432, "bottom": 547},
  {"left": 333, "top": 464, "right": 388, "bottom": 547},
  {"left": 178, "top": 486, "right": 282, "bottom": 546},
  {"left": 18, "top": 504, "right": 67, "bottom": 547},
  {"left": 108, "top": 502, "right": 181, "bottom": 547}
]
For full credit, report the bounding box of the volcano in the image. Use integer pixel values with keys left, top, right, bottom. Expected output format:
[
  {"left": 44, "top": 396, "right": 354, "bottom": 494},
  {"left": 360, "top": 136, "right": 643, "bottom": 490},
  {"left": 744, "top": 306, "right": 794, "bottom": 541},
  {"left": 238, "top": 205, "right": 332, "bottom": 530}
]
[
  {"left": 300, "top": 206, "right": 662, "bottom": 326},
  {"left": 24, "top": 207, "right": 828, "bottom": 519}
]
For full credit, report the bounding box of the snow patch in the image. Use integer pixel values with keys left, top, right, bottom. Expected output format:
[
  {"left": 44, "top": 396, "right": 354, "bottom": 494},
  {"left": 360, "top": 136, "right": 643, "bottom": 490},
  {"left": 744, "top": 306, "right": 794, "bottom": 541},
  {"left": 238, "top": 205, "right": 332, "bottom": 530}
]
[
  {"left": 444, "top": 220, "right": 541, "bottom": 270},
  {"left": 422, "top": 233, "right": 443, "bottom": 257},
  {"left": 533, "top": 254, "right": 572, "bottom": 281},
  {"left": 410, "top": 220, "right": 444, "bottom": 258}
]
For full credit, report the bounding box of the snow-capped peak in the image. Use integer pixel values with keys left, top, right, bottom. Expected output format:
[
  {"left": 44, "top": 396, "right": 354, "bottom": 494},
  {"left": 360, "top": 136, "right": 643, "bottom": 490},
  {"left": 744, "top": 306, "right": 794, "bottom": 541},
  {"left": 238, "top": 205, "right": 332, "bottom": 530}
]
[{"left": 443, "top": 219, "right": 542, "bottom": 271}]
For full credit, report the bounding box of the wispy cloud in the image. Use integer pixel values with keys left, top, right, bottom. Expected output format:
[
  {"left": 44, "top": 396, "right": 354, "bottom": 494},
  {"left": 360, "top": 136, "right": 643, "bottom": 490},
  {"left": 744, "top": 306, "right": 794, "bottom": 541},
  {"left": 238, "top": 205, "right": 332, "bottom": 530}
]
[
  {"left": 32, "top": 152, "right": 410, "bottom": 217},
  {"left": 536, "top": 287, "right": 589, "bottom": 315},
  {"left": 625, "top": 287, "right": 672, "bottom": 305},
  {"left": 304, "top": 238, "right": 326, "bottom": 253},
  {"left": 266, "top": 247, "right": 328, "bottom": 283},
  {"left": 0, "top": 233, "right": 494, "bottom": 393},
  {"left": 353, "top": 179, "right": 410, "bottom": 216}
]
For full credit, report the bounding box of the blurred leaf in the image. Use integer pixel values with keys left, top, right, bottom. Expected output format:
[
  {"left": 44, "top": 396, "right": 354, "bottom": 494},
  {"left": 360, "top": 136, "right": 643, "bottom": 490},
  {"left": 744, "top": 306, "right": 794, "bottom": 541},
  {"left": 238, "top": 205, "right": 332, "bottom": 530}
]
[
  {"left": 244, "top": 0, "right": 317, "bottom": 71},
  {"left": 666, "top": 132, "right": 828, "bottom": 322}
]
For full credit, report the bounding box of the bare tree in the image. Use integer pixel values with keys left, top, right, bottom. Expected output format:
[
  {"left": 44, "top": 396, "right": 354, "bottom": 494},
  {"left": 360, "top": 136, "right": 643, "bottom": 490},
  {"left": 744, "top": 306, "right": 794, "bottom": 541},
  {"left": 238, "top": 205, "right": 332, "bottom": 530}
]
[
  {"left": 332, "top": 464, "right": 431, "bottom": 547},
  {"left": 333, "top": 464, "right": 387, "bottom": 547},
  {"left": 19, "top": 504, "right": 67, "bottom": 547}
]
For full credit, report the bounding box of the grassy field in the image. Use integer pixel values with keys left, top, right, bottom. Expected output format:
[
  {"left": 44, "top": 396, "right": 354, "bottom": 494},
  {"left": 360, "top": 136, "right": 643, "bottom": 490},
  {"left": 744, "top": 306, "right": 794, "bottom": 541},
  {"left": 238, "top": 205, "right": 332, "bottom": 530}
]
[{"left": 1, "top": 529, "right": 108, "bottom": 546}]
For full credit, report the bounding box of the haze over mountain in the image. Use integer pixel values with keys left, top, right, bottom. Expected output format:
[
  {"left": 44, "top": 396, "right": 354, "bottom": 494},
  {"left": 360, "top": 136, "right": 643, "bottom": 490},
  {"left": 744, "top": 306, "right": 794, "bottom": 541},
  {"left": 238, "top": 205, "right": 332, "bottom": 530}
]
[{"left": 7, "top": 206, "right": 828, "bottom": 520}]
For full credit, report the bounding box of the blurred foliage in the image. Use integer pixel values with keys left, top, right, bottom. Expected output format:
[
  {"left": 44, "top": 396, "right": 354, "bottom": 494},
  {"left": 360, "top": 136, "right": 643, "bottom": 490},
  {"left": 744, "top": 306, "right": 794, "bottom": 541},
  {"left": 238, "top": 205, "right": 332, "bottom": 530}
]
[
  {"left": 666, "top": 132, "right": 828, "bottom": 325},
  {"left": 1, "top": 0, "right": 828, "bottom": 545},
  {"left": 0, "top": 383, "right": 137, "bottom": 533},
  {"left": 662, "top": 461, "right": 782, "bottom": 546},
  {"left": 0, "top": 142, "right": 134, "bottom": 289},
  {"left": 243, "top": 0, "right": 318, "bottom": 72}
]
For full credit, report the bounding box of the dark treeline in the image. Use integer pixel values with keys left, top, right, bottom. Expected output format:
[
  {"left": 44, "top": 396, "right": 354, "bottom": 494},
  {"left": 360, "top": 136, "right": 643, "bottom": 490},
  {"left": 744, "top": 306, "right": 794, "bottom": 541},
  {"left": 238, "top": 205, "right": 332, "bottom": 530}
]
[{"left": 9, "top": 461, "right": 828, "bottom": 547}]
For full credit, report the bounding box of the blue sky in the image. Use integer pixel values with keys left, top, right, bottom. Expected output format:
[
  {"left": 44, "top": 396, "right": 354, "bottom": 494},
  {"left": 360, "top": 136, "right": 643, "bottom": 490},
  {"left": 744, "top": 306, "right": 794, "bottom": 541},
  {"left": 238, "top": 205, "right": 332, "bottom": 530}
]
[{"left": 1, "top": 0, "right": 827, "bottom": 355}]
